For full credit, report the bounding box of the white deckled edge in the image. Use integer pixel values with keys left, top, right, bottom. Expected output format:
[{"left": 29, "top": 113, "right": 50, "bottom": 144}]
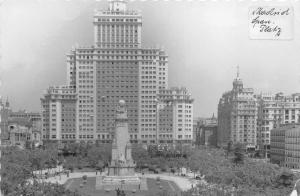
[{"left": 58, "top": 0, "right": 300, "bottom": 2}]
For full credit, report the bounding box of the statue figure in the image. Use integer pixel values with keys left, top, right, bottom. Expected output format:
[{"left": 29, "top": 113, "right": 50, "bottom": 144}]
[{"left": 109, "top": 100, "right": 135, "bottom": 176}]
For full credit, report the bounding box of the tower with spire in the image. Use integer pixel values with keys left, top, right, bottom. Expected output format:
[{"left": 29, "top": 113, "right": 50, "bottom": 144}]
[
  {"left": 5, "top": 97, "right": 9, "bottom": 108},
  {"left": 218, "top": 67, "right": 257, "bottom": 150},
  {"left": 233, "top": 66, "right": 243, "bottom": 92},
  {"left": 0, "top": 96, "right": 12, "bottom": 141}
]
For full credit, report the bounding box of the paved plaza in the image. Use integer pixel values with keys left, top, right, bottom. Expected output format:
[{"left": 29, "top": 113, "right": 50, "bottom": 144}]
[{"left": 44, "top": 171, "right": 196, "bottom": 191}]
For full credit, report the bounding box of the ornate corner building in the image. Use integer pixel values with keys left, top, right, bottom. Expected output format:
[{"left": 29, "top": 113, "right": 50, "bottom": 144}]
[{"left": 217, "top": 71, "right": 257, "bottom": 149}]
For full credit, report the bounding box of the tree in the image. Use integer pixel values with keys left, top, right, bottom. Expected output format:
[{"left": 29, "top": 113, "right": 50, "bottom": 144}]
[
  {"left": 233, "top": 143, "right": 244, "bottom": 164},
  {"left": 132, "top": 144, "right": 150, "bottom": 170},
  {"left": 86, "top": 146, "right": 103, "bottom": 168},
  {"left": 226, "top": 141, "right": 233, "bottom": 158},
  {"left": 1, "top": 147, "right": 33, "bottom": 195},
  {"left": 64, "top": 156, "right": 77, "bottom": 171},
  {"left": 9, "top": 181, "right": 83, "bottom": 196},
  {"left": 275, "top": 168, "right": 294, "bottom": 188},
  {"left": 96, "top": 160, "right": 105, "bottom": 171}
]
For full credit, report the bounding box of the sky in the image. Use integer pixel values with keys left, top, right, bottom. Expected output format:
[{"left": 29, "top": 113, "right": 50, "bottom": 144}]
[{"left": 1, "top": 0, "right": 300, "bottom": 118}]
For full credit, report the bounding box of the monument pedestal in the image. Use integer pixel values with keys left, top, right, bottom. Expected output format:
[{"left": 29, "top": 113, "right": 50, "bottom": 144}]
[
  {"left": 108, "top": 165, "right": 135, "bottom": 176},
  {"left": 95, "top": 100, "right": 147, "bottom": 191}
]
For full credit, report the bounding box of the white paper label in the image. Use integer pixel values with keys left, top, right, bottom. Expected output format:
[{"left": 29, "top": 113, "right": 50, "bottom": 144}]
[{"left": 249, "top": 6, "right": 293, "bottom": 40}]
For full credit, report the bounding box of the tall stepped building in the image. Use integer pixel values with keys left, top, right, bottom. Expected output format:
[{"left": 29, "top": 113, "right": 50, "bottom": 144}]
[{"left": 42, "top": 0, "right": 174, "bottom": 144}]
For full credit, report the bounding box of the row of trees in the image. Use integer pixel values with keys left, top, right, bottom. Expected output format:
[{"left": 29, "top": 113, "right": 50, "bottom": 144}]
[
  {"left": 1, "top": 145, "right": 80, "bottom": 196},
  {"left": 132, "top": 144, "right": 189, "bottom": 173},
  {"left": 186, "top": 145, "right": 297, "bottom": 196},
  {"left": 133, "top": 143, "right": 297, "bottom": 196},
  {"left": 2, "top": 142, "right": 298, "bottom": 196},
  {"left": 62, "top": 142, "right": 111, "bottom": 171},
  {"left": 6, "top": 181, "right": 83, "bottom": 196},
  {"left": 62, "top": 143, "right": 190, "bottom": 172}
]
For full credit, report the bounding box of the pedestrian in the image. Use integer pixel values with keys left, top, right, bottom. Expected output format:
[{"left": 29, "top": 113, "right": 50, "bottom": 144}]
[
  {"left": 96, "top": 170, "right": 98, "bottom": 175},
  {"left": 116, "top": 188, "right": 121, "bottom": 196},
  {"left": 121, "top": 190, "right": 125, "bottom": 196}
]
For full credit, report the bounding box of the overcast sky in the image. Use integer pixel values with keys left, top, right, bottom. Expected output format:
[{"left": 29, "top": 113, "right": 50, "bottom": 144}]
[{"left": 1, "top": 0, "right": 300, "bottom": 117}]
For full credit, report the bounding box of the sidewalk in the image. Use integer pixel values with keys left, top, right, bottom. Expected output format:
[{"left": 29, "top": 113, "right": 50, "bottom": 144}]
[
  {"left": 33, "top": 166, "right": 63, "bottom": 176},
  {"left": 44, "top": 171, "right": 99, "bottom": 184},
  {"left": 290, "top": 178, "right": 300, "bottom": 196},
  {"left": 44, "top": 171, "right": 196, "bottom": 191},
  {"left": 138, "top": 173, "right": 195, "bottom": 191}
]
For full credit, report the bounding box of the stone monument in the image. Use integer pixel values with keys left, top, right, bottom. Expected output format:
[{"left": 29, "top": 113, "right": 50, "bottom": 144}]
[
  {"left": 96, "top": 100, "right": 146, "bottom": 191},
  {"left": 109, "top": 99, "right": 136, "bottom": 176}
]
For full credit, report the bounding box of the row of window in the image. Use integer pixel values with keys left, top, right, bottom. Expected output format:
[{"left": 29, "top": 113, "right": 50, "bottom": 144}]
[
  {"left": 97, "top": 18, "right": 139, "bottom": 22},
  {"left": 97, "top": 43, "right": 139, "bottom": 48},
  {"left": 177, "top": 135, "right": 192, "bottom": 139},
  {"left": 74, "top": 49, "right": 167, "bottom": 59}
]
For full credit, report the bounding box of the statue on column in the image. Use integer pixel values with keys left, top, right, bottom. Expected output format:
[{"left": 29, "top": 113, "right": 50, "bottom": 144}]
[{"left": 109, "top": 100, "right": 135, "bottom": 176}]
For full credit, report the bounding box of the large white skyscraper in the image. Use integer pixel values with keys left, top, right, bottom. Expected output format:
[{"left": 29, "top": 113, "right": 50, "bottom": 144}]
[{"left": 44, "top": 0, "right": 169, "bottom": 144}]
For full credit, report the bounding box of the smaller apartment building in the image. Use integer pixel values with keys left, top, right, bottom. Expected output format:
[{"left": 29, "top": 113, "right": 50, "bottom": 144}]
[
  {"left": 158, "top": 87, "right": 194, "bottom": 144},
  {"left": 285, "top": 127, "right": 300, "bottom": 169},
  {"left": 193, "top": 115, "right": 218, "bottom": 147},
  {"left": 41, "top": 86, "right": 77, "bottom": 142},
  {"left": 270, "top": 125, "right": 286, "bottom": 166},
  {"left": 270, "top": 124, "right": 300, "bottom": 169}
]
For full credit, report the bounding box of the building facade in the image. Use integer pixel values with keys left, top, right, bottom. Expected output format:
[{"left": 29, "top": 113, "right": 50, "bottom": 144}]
[
  {"left": 7, "top": 119, "right": 32, "bottom": 148},
  {"left": 285, "top": 126, "right": 300, "bottom": 169},
  {"left": 218, "top": 71, "right": 257, "bottom": 149},
  {"left": 157, "top": 87, "right": 193, "bottom": 144},
  {"left": 194, "top": 115, "right": 218, "bottom": 147},
  {"left": 0, "top": 98, "right": 12, "bottom": 140},
  {"left": 270, "top": 124, "right": 300, "bottom": 169},
  {"left": 257, "top": 93, "right": 300, "bottom": 151},
  {"left": 4, "top": 117, "right": 42, "bottom": 148},
  {"left": 270, "top": 125, "right": 287, "bottom": 167},
  {"left": 0, "top": 98, "right": 43, "bottom": 147},
  {"left": 41, "top": 86, "right": 77, "bottom": 142},
  {"left": 42, "top": 0, "right": 170, "bottom": 144}
]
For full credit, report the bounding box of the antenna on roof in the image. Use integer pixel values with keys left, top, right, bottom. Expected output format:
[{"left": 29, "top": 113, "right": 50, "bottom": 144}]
[{"left": 237, "top": 65, "right": 240, "bottom": 78}]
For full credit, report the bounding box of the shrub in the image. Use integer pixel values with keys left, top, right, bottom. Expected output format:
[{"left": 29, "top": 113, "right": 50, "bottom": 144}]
[
  {"left": 170, "top": 168, "right": 176, "bottom": 174},
  {"left": 160, "top": 166, "right": 168, "bottom": 172}
]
